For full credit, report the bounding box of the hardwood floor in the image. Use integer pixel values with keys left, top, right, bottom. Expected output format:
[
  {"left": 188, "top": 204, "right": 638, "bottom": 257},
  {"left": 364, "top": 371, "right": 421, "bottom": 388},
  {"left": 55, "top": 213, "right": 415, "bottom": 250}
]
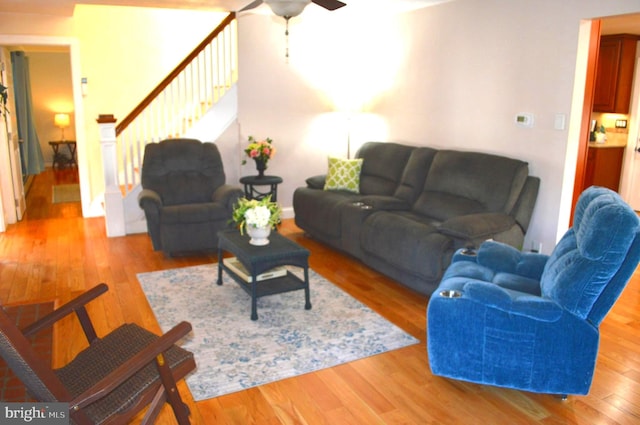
[{"left": 1, "top": 168, "right": 639, "bottom": 424}]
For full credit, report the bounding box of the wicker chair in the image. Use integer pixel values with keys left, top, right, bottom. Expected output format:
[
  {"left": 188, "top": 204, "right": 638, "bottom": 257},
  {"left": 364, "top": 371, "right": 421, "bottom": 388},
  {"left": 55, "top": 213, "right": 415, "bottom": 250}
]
[{"left": 0, "top": 284, "right": 196, "bottom": 424}]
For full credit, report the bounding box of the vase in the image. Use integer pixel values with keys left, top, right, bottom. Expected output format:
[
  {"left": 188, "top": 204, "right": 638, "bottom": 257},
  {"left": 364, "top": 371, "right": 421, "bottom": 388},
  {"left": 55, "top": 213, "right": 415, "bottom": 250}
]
[
  {"left": 254, "top": 158, "right": 267, "bottom": 178},
  {"left": 246, "top": 225, "right": 271, "bottom": 246}
]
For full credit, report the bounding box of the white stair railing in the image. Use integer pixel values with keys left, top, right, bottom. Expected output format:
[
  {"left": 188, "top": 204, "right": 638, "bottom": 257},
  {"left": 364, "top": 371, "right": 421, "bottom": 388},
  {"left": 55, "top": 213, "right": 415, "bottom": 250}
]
[{"left": 115, "top": 12, "right": 237, "bottom": 195}]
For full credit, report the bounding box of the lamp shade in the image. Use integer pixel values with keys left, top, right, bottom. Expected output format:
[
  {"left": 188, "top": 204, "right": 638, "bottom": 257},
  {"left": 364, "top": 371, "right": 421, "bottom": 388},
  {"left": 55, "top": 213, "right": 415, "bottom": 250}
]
[
  {"left": 54, "top": 113, "right": 70, "bottom": 128},
  {"left": 265, "top": 0, "right": 311, "bottom": 17}
]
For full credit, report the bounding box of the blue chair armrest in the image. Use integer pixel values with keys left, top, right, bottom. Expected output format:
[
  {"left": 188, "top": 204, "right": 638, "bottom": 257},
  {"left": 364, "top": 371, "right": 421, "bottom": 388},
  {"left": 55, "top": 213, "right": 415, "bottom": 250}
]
[
  {"left": 477, "top": 240, "right": 549, "bottom": 280},
  {"left": 463, "top": 280, "right": 563, "bottom": 322}
]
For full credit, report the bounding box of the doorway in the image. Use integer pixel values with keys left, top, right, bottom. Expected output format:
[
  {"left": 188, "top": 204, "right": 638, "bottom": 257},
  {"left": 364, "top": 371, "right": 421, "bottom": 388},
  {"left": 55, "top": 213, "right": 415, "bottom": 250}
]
[
  {"left": 621, "top": 56, "right": 640, "bottom": 211},
  {"left": 571, "top": 14, "right": 640, "bottom": 220},
  {"left": 0, "top": 35, "right": 88, "bottom": 230}
]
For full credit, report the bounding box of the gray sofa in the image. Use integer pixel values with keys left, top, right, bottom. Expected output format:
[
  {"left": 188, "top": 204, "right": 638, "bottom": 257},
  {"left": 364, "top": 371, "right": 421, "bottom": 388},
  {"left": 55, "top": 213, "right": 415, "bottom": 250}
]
[{"left": 293, "top": 142, "right": 540, "bottom": 295}]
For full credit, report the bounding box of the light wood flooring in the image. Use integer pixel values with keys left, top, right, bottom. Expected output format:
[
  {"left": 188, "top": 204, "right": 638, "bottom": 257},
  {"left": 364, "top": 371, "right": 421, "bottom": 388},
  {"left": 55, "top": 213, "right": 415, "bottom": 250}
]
[{"left": 1, "top": 168, "right": 639, "bottom": 424}]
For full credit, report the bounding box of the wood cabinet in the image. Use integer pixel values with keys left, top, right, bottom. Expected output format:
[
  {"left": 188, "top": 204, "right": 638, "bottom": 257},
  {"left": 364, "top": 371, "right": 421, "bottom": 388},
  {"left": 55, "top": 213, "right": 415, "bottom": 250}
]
[
  {"left": 593, "top": 34, "right": 639, "bottom": 114},
  {"left": 584, "top": 146, "right": 625, "bottom": 191}
]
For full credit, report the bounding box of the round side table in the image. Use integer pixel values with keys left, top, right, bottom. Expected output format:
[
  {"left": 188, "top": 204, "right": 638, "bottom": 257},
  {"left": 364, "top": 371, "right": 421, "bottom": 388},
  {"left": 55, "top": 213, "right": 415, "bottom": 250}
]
[{"left": 240, "top": 175, "right": 283, "bottom": 201}]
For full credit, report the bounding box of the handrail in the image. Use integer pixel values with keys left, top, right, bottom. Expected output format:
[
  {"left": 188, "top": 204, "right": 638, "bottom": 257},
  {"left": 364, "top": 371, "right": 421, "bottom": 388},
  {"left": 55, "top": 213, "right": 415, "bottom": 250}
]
[
  {"left": 110, "top": 11, "right": 238, "bottom": 197},
  {"left": 116, "top": 12, "right": 236, "bottom": 136}
]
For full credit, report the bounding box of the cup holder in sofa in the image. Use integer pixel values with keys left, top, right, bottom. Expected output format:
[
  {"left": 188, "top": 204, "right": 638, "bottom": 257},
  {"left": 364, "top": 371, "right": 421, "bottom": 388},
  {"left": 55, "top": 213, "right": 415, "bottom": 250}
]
[
  {"left": 439, "top": 289, "right": 462, "bottom": 298},
  {"left": 352, "top": 201, "right": 373, "bottom": 210},
  {"left": 461, "top": 247, "right": 477, "bottom": 256}
]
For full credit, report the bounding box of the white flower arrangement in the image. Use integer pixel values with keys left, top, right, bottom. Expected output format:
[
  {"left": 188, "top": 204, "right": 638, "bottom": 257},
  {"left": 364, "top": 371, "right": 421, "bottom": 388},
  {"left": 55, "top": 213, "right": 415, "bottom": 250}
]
[
  {"left": 232, "top": 196, "right": 281, "bottom": 234},
  {"left": 244, "top": 205, "right": 272, "bottom": 228}
]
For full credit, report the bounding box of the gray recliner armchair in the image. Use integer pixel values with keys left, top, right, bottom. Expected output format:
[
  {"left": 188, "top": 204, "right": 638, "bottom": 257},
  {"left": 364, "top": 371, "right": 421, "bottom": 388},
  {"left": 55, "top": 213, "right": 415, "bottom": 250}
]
[{"left": 138, "top": 138, "right": 243, "bottom": 256}]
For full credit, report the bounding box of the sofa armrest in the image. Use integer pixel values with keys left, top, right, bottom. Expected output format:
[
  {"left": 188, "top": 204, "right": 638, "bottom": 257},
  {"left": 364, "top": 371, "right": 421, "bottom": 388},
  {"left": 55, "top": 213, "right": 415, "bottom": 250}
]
[
  {"left": 306, "top": 175, "right": 326, "bottom": 189},
  {"left": 212, "top": 185, "right": 244, "bottom": 210},
  {"left": 462, "top": 280, "right": 562, "bottom": 322},
  {"left": 438, "top": 212, "right": 516, "bottom": 241},
  {"left": 511, "top": 176, "right": 540, "bottom": 233},
  {"left": 137, "top": 189, "right": 163, "bottom": 250}
]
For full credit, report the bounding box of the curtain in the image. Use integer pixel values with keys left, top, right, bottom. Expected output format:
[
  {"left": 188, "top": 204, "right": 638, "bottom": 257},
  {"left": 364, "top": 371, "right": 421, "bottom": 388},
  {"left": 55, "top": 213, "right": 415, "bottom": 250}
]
[{"left": 11, "top": 51, "right": 44, "bottom": 176}]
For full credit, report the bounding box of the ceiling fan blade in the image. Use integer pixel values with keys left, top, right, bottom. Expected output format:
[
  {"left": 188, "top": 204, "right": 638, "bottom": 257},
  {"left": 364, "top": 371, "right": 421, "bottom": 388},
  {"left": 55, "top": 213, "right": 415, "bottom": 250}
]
[
  {"left": 240, "top": 0, "right": 264, "bottom": 12},
  {"left": 312, "top": 0, "right": 347, "bottom": 11}
]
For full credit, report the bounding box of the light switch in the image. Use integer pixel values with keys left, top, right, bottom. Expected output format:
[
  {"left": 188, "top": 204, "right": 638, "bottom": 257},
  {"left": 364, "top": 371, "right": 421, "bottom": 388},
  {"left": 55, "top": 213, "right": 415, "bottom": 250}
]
[{"left": 554, "top": 113, "right": 566, "bottom": 131}]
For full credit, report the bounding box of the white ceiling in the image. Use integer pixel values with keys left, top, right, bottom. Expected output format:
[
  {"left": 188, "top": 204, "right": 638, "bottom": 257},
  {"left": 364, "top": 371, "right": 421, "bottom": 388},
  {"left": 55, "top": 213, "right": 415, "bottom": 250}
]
[
  {"left": 2, "top": 1, "right": 638, "bottom": 34},
  {"left": 0, "top": 1, "right": 246, "bottom": 16},
  {"left": 0, "top": 0, "right": 452, "bottom": 17}
]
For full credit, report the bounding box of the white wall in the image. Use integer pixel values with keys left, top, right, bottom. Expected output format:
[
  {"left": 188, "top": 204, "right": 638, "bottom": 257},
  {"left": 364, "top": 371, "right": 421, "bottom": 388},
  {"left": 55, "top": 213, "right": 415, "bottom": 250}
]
[
  {"left": 73, "top": 5, "right": 229, "bottom": 211},
  {"left": 0, "top": 6, "right": 229, "bottom": 217},
  {"left": 237, "top": 0, "right": 640, "bottom": 254}
]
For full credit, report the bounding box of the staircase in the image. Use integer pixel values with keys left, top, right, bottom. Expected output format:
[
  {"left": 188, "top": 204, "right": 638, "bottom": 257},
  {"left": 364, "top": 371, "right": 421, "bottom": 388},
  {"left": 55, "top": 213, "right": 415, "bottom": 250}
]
[{"left": 99, "top": 12, "right": 238, "bottom": 237}]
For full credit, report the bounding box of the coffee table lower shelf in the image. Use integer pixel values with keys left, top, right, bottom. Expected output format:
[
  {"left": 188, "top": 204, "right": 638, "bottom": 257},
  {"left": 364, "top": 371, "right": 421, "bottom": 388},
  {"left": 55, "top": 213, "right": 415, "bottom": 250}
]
[{"left": 218, "top": 266, "right": 312, "bottom": 320}]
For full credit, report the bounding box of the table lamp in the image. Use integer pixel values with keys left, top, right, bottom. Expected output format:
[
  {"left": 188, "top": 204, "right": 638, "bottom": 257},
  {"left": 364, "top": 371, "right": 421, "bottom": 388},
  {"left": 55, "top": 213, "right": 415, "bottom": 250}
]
[{"left": 54, "top": 113, "right": 70, "bottom": 141}]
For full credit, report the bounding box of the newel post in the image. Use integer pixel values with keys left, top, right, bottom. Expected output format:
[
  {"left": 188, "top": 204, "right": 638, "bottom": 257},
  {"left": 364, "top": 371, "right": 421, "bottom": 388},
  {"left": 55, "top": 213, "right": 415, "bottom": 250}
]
[{"left": 97, "top": 114, "right": 125, "bottom": 237}]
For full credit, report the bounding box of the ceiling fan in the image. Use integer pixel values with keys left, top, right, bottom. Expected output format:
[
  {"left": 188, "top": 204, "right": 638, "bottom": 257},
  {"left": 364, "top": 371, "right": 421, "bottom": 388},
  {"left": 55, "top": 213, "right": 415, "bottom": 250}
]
[
  {"left": 241, "top": 1, "right": 347, "bottom": 59},
  {"left": 241, "top": 0, "right": 347, "bottom": 18}
]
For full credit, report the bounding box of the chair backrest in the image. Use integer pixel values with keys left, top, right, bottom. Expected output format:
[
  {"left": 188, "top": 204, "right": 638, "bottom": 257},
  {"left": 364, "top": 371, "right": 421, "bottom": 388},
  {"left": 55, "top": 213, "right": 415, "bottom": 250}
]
[
  {"left": 141, "top": 138, "right": 226, "bottom": 206},
  {"left": 0, "top": 307, "right": 69, "bottom": 402},
  {"left": 540, "top": 186, "right": 640, "bottom": 325}
]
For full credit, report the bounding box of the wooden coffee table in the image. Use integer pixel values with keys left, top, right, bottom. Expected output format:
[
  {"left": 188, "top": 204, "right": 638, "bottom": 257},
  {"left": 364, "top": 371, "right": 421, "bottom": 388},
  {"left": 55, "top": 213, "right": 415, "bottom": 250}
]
[{"left": 217, "top": 229, "right": 312, "bottom": 320}]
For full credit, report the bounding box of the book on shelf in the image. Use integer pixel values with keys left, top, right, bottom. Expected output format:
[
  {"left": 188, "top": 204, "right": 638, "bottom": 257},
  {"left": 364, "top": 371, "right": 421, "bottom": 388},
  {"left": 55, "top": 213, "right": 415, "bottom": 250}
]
[{"left": 223, "top": 257, "right": 287, "bottom": 283}]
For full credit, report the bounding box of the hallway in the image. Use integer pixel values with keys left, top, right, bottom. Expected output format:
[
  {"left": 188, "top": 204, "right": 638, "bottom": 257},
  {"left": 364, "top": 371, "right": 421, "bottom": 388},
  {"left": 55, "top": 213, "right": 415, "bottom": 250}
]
[{"left": 23, "top": 167, "right": 81, "bottom": 221}]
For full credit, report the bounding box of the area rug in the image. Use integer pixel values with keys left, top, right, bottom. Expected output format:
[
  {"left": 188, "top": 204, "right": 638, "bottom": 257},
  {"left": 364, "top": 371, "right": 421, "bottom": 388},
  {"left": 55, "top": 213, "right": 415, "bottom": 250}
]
[
  {"left": 0, "top": 302, "right": 54, "bottom": 401},
  {"left": 52, "top": 184, "right": 80, "bottom": 203},
  {"left": 138, "top": 264, "right": 419, "bottom": 401}
]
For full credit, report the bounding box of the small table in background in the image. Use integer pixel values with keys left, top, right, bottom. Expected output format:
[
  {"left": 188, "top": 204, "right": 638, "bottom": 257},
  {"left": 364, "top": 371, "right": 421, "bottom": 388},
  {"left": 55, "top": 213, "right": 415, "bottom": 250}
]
[
  {"left": 239, "top": 175, "right": 283, "bottom": 202},
  {"left": 49, "top": 140, "right": 77, "bottom": 169}
]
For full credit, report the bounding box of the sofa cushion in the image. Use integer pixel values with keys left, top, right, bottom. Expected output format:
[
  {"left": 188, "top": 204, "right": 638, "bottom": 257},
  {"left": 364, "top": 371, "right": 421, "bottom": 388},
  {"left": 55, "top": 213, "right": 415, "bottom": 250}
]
[
  {"left": 293, "top": 187, "right": 355, "bottom": 239},
  {"left": 161, "top": 202, "right": 230, "bottom": 224},
  {"left": 438, "top": 212, "right": 516, "bottom": 241},
  {"left": 362, "top": 211, "right": 452, "bottom": 281},
  {"left": 324, "top": 157, "right": 363, "bottom": 193},
  {"left": 393, "top": 147, "right": 438, "bottom": 204},
  {"left": 413, "top": 150, "right": 529, "bottom": 221},
  {"left": 356, "top": 142, "right": 415, "bottom": 196},
  {"left": 415, "top": 191, "right": 486, "bottom": 221}
]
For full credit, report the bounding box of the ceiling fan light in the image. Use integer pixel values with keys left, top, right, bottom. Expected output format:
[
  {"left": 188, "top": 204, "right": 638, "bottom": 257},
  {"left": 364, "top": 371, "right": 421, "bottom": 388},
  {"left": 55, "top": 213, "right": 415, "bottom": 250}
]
[{"left": 265, "top": 0, "right": 311, "bottom": 17}]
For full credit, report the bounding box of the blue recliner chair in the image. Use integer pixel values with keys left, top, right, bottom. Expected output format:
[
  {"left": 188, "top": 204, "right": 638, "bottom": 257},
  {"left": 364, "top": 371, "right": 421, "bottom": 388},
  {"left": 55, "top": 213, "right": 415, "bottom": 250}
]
[{"left": 427, "top": 186, "right": 640, "bottom": 396}]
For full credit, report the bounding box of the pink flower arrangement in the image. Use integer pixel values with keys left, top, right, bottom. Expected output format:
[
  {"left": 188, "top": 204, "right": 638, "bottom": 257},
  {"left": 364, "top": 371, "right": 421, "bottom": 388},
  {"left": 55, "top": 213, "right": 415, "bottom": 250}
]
[{"left": 242, "top": 136, "right": 276, "bottom": 165}]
